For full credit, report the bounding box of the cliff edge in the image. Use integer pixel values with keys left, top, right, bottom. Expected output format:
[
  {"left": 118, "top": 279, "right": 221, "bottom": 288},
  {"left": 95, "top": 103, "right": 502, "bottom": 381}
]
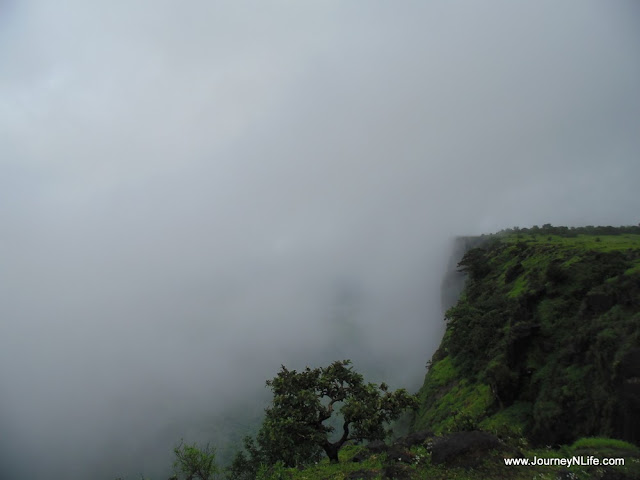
[{"left": 416, "top": 226, "right": 640, "bottom": 448}]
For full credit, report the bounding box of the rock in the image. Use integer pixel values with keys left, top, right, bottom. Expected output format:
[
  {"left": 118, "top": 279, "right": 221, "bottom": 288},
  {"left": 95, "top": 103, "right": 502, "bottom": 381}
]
[
  {"left": 347, "top": 469, "right": 379, "bottom": 479},
  {"left": 430, "top": 431, "right": 502, "bottom": 466},
  {"left": 383, "top": 463, "right": 412, "bottom": 479},
  {"left": 351, "top": 440, "right": 388, "bottom": 462},
  {"left": 351, "top": 450, "right": 371, "bottom": 463},
  {"left": 599, "top": 467, "right": 638, "bottom": 480},
  {"left": 367, "top": 440, "right": 388, "bottom": 454},
  {"left": 386, "top": 444, "right": 414, "bottom": 464},
  {"left": 396, "top": 430, "right": 433, "bottom": 448}
]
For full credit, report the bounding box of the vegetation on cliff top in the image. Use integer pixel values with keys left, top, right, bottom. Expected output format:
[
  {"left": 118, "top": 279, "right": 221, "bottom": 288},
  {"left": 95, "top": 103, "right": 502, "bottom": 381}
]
[{"left": 415, "top": 225, "right": 640, "bottom": 448}]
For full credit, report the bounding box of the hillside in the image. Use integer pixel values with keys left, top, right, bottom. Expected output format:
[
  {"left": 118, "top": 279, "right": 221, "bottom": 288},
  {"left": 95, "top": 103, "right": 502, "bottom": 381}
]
[
  {"left": 414, "top": 226, "right": 640, "bottom": 446},
  {"left": 245, "top": 226, "right": 640, "bottom": 480}
]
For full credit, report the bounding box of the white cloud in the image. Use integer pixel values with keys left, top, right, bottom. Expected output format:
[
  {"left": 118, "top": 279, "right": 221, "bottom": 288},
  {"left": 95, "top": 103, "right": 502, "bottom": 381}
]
[{"left": 1, "top": 1, "right": 639, "bottom": 478}]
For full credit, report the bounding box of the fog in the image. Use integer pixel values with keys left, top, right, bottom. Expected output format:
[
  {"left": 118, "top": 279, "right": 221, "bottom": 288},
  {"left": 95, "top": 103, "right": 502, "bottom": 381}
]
[{"left": 1, "top": 1, "right": 639, "bottom": 478}]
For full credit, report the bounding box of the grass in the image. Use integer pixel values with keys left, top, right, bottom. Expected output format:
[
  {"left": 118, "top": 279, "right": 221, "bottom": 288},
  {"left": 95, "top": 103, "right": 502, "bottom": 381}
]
[
  {"left": 571, "top": 437, "right": 640, "bottom": 454},
  {"left": 624, "top": 261, "right": 640, "bottom": 275},
  {"left": 508, "top": 274, "right": 527, "bottom": 298},
  {"left": 480, "top": 401, "right": 532, "bottom": 440},
  {"left": 253, "top": 437, "right": 640, "bottom": 480},
  {"left": 425, "top": 356, "right": 458, "bottom": 385},
  {"left": 504, "top": 233, "right": 640, "bottom": 252}
]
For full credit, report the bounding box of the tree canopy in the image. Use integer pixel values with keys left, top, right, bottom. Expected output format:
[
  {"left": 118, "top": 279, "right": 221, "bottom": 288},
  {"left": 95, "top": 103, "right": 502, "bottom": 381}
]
[{"left": 230, "top": 359, "right": 417, "bottom": 477}]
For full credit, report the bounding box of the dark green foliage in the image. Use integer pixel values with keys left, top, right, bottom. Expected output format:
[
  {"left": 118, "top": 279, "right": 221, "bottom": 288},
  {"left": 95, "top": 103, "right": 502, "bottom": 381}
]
[
  {"left": 414, "top": 228, "right": 640, "bottom": 447},
  {"left": 494, "top": 224, "right": 640, "bottom": 237},
  {"left": 484, "top": 355, "right": 519, "bottom": 407},
  {"left": 545, "top": 259, "right": 567, "bottom": 284},
  {"left": 504, "top": 262, "right": 524, "bottom": 284},
  {"left": 457, "top": 247, "right": 492, "bottom": 282},
  {"left": 230, "top": 360, "right": 417, "bottom": 478},
  {"left": 227, "top": 435, "right": 273, "bottom": 480}
]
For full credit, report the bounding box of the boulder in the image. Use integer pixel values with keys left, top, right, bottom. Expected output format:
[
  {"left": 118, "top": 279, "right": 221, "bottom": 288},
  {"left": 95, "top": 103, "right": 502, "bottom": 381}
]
[
  {"left": 386, "top": 444, "right": 414, "bottom": 464},
  {"left": 395, "top": 430, "right": 433, "bottom": 448},
  {"left": 383, "top": 464, "right": 412, "bottom": 479},
  {"left": 347, "top": 469, "right": 379, "bottom": 479},
  {"left": 430, "top": 431, "right": 501, "bottom": 466},
  {"left": 351, "top": 440, "right": 388, "bottom": 463}
]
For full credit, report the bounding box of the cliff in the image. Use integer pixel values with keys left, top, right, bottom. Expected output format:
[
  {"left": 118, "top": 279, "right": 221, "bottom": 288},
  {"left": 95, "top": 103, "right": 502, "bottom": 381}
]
[
  {"left": 416, "top": 227, "right": 640, "bottom": 447},
  {"left": 224, "top": 226, "right": 640, "bottom": 480},
  {"left": 440, "top": 235, "right": 490, "bottom": 314}
]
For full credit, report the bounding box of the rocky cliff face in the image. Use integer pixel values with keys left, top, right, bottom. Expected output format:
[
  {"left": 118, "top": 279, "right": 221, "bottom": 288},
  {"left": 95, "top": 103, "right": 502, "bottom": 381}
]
[
  {"left": 417, "top": 229, "right": 640, "bottom": 447},
  {"left": 439, "top": 236, "right": 487, "bottom": 314}
]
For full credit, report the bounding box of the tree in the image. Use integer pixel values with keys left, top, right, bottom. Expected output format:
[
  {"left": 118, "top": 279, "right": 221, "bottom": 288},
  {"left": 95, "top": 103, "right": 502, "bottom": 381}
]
[
  {"left": 232, "top": 360, "right": 417, "bottom": 473},
  {"left": 172, "top": 440, "right": 219, "bottom": 480}
]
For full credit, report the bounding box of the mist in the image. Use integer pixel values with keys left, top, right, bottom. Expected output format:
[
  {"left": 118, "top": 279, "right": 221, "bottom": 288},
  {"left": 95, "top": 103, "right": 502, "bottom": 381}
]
[{"left": 1, "top": 1, "right": 639, "bottom": 478}]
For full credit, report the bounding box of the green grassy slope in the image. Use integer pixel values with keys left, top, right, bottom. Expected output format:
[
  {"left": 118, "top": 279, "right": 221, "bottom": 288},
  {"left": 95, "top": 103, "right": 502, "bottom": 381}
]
[
  {"left": 414, "top": 228, "right": 640, "bottom": 446},
  {"left": 249, "top": 439, "right": 640, "bottom": 480}
]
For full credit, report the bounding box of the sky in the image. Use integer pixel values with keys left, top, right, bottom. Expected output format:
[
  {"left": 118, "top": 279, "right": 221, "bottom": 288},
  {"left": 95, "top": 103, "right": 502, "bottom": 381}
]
[{"left": 1, "top": 1, "right": 639, "bottom": 478}]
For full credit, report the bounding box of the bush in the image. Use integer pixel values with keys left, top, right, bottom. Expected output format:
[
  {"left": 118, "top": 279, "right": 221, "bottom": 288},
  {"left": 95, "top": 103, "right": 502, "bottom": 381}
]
[{"left": 172, "top": 440, "right": 219, "bottom": 480}]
